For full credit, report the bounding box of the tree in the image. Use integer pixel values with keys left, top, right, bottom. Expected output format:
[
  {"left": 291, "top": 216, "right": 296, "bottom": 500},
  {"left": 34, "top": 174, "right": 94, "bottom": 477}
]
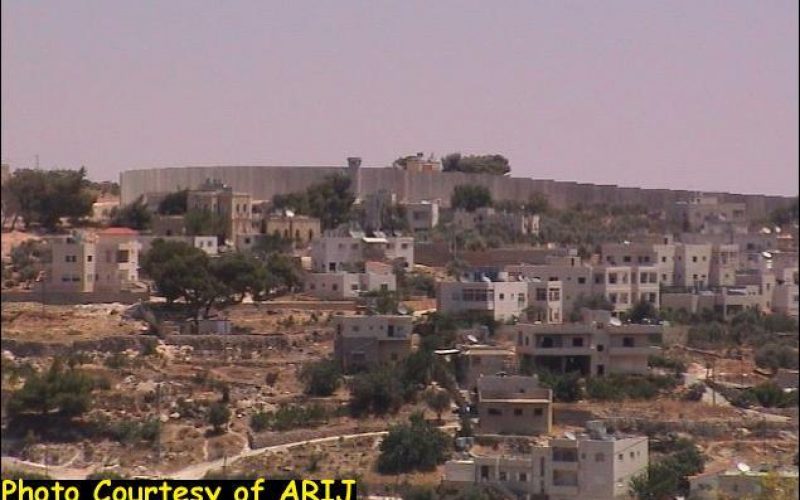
[
  {"left": 629, "top": 300, "right": 659, "bottom": 324},
  {"left": 629, "top": 439, "right": 704, "bottom": 500},
  {"left": 451, "top": 185, "right": 492, "bottom": 212},
  {"left": 769, "top": 197, "right": 799, "bottom": 227},
  {"left": 424, "top": 387, "right": 451, "bottom": 423},
  {"left": 271, "top": 174, "right": 355, "bottom": 230},
  {"left": 525, "top": 192, "right": 550, "bottom": 214},
  {"left": 755, "top": 343, "right": 799, "bottom": 371},
  {"left": 349, "top": 366, "right": 406, "bottom": 416},
  {"left": 157, "top": 189, "right": 189, "bottom": 215},
  {"left": 377, "top": 412, "right": 451, "bottom": 474},
  {"left": 4, "top": 168, "right": 95, "bottom": 230},
  {"left": 442, "top": 153, "right": 511, "bottom": 175},
  {"left": 184, "top": 209, "right": 226, "bottom": 237},
  {"left": 299, "top": 359, "right": 342, "bottom": 397},
  {"left": 207, "top": 402, "right": 230, "bottom": 434},
  {"left": 110, "top": 196, "right": 152, "bottom": 230},
  {"left": 211, "top": 252, "right": 266, "bottom": 302}
]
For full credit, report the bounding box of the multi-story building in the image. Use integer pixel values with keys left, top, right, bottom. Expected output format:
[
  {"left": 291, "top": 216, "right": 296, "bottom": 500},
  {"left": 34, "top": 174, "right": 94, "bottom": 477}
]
[
  {"left": 444, "top": 421, "right": 649, "bottom": 500},
  {"left": 333, "top": 315, "right": 414, "bottom": 372},
  {"left": 404, "top": 200, "right": 440, "bottom": 233},
  {"left": 453, "top": 207, "right": 540, "bottom": 236},
  {"left": 42, "top": 228, "right": 142, "bottom": 294},
  {"left": 186, "top": 179, "right": 253, "bottom": 243},
  {"left": 437, "top": 270, "right": 530, "bottom": 322},
  {"left": 258, "top": 211, "right": 321, "bottom": 247},
  {"left": 476, "top": 374, "right": 552, "bottom": 436},
  {"left": 670, "top": 194, "right": 747, "bottom": 232},
  {"left": 456, "top": 345, "right": 516, "bottom": 393},
  {"left": 689, "top": 466, "right": 799, "bottom": 500},
  {"left": 514, "top": 310, "right": 662, "bottom": 376},
  {"left": 773, "top": 267, "right": 799, "bottom": 318},
  {"left": 310, "top": 228, "right": 414, "bottom": 272}
]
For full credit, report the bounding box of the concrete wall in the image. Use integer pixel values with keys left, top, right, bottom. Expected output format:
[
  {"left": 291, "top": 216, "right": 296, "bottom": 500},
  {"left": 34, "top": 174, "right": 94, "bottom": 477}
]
[
  {"left": 1, "top": 289, "right": 149, "bottom": 305},
  {"left": 121, "top": 165, "right": 795, "bottom": 217}
]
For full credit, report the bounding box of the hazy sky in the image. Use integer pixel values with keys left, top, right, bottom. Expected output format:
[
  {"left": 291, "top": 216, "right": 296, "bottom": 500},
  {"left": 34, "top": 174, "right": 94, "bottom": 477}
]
[{"left": 2, "top": 1, "right": 798, "bottom": 195}]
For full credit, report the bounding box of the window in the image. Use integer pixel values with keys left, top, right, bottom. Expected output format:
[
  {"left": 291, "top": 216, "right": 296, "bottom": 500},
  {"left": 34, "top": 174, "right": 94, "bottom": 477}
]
[
  {"left": 332, "top": 284, "right": 338, "bottom": 291},
  {"left": 623, "top": 256, "right": 631, "bottom": 263},
  {"left": 661, "top": 256, "right": 667, "bottom": 263},
  {"left": 498, "top": 471, "right": 507, "bottom": 481},
  {"left": 597, "top": 344, "right": 604, "bottom": 352},
  {"left": 401, "top": 243, "right": 408, "bottom": 250},
  {"left": 351, "top": 284, "right": 358, "bottom": 291},
  {"left": 630, "top": 452, "right": 635, "bottom": 459},
  {"left": 608, "top": 273, "right": 618, "bottom": 284},
  {"left": 488, "top": 408, "right": 502, "bottom": 416},
  {"left": 618, "top": 454, "right": 624, "bottom": 461},
  {"left": 533, "top": 408, "right": 543, "bottom": 416},
  {"left": 623, "top": 337, "right": 635, "bottom": 347},
  {"left": 692, "top": 256, "right": 698, "bottom": 262},
  {"left": 387, "top": 325, "right": 395, "bottom": 337},
  {"left": 597, "top": 364, "right": 605, "bottom": 375},
  {"left": 514, "top": 408, "right": 523, "bottom": 416},
  {"left": 519, "top": 473, "right": 527, "bottom": 482},
  {"left": 572, "top": 337, "right": 584, "bottom": 347},
  {"left": 578, "top": 277, "right": 586, "bottom": 284},
  {"left": 536, "top": 288, "right": 547, "bottom": 301},
  {"left": 87, "top": 255, "right": 93, "bottom": 262},
  {"left": 498, "top": 293, "right": 505, "bottom": 300}
]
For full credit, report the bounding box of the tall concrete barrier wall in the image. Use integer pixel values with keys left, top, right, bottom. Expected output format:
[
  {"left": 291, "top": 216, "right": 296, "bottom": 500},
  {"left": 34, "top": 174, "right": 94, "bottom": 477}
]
[{"left": 121, "top": 165, "right": 795, "bottom": 217}]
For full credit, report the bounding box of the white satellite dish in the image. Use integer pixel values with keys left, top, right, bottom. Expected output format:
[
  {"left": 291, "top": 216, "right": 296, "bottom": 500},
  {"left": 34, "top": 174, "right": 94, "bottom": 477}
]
[
  {"left": 397, "top": 304, "right": 409, "bottom": 315},
  {"left": 609, "top": 317, "right": 623, "bottom": 327},
  {"left": 761, "top": 227, "right": 772, "bottom": 234},
  {"left": 466, "top": 335, "right": 479, "bottom": 344},
  {"left": 285, "top": 209, "right": 295, "bottom": 217},
  {"left": 564, "top": 431, "right": 577, "bottom": 440},
  {"left": 775, "top": 226, "right": 782, "bottom": 233},
  {"left": 762, "top": 251, "right": 773, "bottom": 259},
  {"left": 737, "top": 462, "right": 751, "bottom": 473},
  {"left": 481, "top": 275, "right": 492, "bottom": 283}
]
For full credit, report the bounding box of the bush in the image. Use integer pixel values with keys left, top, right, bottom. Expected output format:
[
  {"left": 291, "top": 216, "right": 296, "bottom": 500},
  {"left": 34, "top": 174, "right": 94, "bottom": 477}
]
[
  {"left": 586, "top": 374, "right": 679, "bottom": 401},
  {"left": 106, "top": 418, "right": 160, "bottom": 444},
  {"left": 7, "top": 360, "right": 97, "bottom": 419},
  {"left": 648, "top": 355, "right": 687, "bottom": 374},
  {"left": 299, "top": 359, "right": 342, "bottom": 397},
  {"left": 683, "top": 383, "right": 706, "bottom": 402},
  {"left": 250, "top": 404, "right": 327, "bottom": 432},
  {"left": 536, "top": 371, "right": 583, "bottom": 402},
  {"left": 207, "top": 402, "right": 230, "bottom": 433},
  {"left": 377, "top": 413, "right": 450, "bottom": 474},
  {"left": 755, "top": 343, "right": 799, "bottom": 371},
  {"left": 629, "top": 439, "right": 704, "bottom": 499}
]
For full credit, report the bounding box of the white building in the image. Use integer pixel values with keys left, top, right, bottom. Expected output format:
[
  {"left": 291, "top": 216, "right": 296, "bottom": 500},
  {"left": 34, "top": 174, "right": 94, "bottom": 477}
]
[
  {"left": 444, "top": 422, "right": 649, "bottom": 500},
  {"left": 310, "top": 228, "right": 414, "bottom": 272},
  {"left": 453, "top": 207, "right": 540, "bottom": 236}
]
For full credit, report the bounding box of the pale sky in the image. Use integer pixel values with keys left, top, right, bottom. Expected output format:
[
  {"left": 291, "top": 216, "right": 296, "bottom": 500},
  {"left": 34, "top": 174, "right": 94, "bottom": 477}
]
[{"left": 2, "top": 1, "right": 798, "bottom": 195}]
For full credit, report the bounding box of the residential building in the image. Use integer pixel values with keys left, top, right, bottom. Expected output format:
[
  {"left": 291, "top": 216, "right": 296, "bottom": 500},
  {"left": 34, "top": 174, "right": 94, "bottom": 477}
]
[
  {"left": 772, "top": 267, "right": 799, "bottom": 318},
  {"left": 514, "top": 310, "right": 662, "bottom": 376},
  {"left": 42, "top": 228, "right": 142, "bottom": 294},
  {"left": 333, "top": 315, "right": 414, "bottom": 372},
  {"left": 152, "top": 214, "right": 188, "bottom": 237},
  {"left": 259, "top": 211, "right": 320, "bottom": 247},
  {"left": 186, "top": 179, "right": 253, "bottom": 242},
  {"left": 476, "top": 374, "right": 552, "bottom": 436},
  {"left": 526, "top": 279, "right": 564, "bottom": 324},
  {"left": 670, "top": 194, "right": 747, "bottom": 232},
  {"left": 453, "top": 207, "right": 540, "bottom": 236},
  {"left": 303, "top": 270, "right": 396, "bottom": 300},
  {"left": 456, "top": 345, "right": 516, "bottom": 393},
  {"left": 689, "top": 466, "right": 799, "bottom": 500},
  {"left": 310, "top": 228, "right": 414, "bottom": 272},
  {"left": 444, "top": 421, "right": 649, "bottom": 500},
  {"left": 404, "top": 200, "right": 440, "bottom": 233},
  {"left": 437, "top": 270, "right": 529, "bottom": 322}
]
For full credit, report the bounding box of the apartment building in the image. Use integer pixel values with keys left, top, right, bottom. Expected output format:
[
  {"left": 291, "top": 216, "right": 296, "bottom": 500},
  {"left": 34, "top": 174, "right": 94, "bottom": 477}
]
[
  {"left": 453, "top": 207, "right": 540, "bottom": 236},
  {"left": 445, "top": 422, "right": 649, "bottom": 500},
  {"left": 333, "top": 315, "right": 414, "bottom": 372},
  {"left": 477, "top": 375, "right": 552, "bottom": 436},
  {"left": 42, "top": 228, "right": 142, "bottom": 294},
  {"left": 310, "top": 228, "right": 414, "bottom": 272},
  {"left": 437, "top": 268, "right": 541, "bottom": 322},
  {"left": 186, "top": 179, "right": 253, "bottom": 242},
  {"left": 689, "top": 467, "right": 799, "bottom": 500},
  {"left": 514, "top": 310, "right": 662, "bottom": 376},
  {"left": 773, "top": 267, "right": 799, "bottom": 318}
]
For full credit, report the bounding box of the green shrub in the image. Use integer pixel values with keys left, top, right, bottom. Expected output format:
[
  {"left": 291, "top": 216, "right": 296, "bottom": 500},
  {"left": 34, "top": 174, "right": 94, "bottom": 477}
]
[
  {"left": 299, "top": 359, "right": 342, "bottom": 397},
  {"left": 377, "top": 413, "right": 450, "bottom": 474}
]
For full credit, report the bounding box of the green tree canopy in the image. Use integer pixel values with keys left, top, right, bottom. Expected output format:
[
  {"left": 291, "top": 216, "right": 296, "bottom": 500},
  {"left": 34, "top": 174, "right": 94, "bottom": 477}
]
[
  {"left": 451, "top": 185, "right": 493, "bottom": 212},
  {"left": 7, "top": 359, "right": 100, "bottom": 419},
  {"left": 5, "top": 168, "right": 96, "bottom": 230},
  {"left": 442, "top": 153, "right": 511, "bottom": 175},
  {"left": 299, "top": 359, "right": 342, "bottom": 397},
  {"left": 157, "top": 189, "right": 189, "bottom": 215},
  {"left": 110, "top": 196, "right": 152, "bottom": 231},
  {"left": 271, "top": 174, "right": 356, "bottom": 230},
  {"left": 377, "top": 412, "right": 451, "bottom": 474}
]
